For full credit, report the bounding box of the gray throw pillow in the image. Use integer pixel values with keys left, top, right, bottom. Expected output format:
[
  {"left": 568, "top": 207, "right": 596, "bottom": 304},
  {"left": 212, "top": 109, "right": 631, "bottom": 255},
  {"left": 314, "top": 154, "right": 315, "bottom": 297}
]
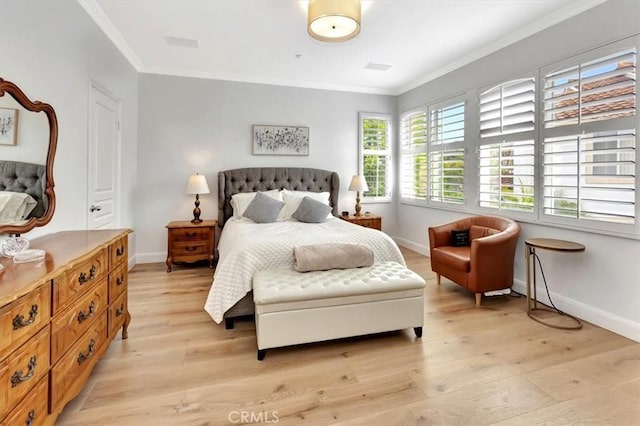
[
  {"left": 243, "top": 191, "right": 285, "bottom": 223},
  {"left": 292, "top": 196, "right": 332, "bottom": 223}
]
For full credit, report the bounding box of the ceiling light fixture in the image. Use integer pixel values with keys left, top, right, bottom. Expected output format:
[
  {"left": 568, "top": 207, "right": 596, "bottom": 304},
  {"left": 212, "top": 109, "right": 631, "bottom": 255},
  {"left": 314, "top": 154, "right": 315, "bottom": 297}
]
[{"left": 308, "top": 0, "right": 361, "bottom": 43}]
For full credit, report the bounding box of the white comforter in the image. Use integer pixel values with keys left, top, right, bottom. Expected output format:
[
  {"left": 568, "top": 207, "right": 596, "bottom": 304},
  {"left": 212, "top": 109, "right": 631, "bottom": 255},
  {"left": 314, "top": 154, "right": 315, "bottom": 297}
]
[{"left": 204, "top": 217, "right": 405, "bottom": 323}]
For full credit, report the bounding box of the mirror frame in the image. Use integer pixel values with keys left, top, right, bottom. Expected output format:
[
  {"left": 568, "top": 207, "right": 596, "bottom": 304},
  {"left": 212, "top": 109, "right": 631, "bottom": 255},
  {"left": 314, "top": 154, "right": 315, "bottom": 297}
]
[{"left": 0, "top": 78, "right": 58, "bottom": 235}]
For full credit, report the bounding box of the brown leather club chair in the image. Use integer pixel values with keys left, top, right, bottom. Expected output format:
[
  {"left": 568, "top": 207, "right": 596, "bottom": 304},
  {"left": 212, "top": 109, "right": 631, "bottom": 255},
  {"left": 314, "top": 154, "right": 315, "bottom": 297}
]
[{"left": 428, "top": 216, "right": 521, "bottom": 306}]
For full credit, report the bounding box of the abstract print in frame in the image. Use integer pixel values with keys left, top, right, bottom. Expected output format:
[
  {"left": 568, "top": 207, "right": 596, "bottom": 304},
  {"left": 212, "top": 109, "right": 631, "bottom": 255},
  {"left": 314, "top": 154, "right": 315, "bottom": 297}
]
[{"left": 252, "top": 125, "right": 309, "bottom": 156}]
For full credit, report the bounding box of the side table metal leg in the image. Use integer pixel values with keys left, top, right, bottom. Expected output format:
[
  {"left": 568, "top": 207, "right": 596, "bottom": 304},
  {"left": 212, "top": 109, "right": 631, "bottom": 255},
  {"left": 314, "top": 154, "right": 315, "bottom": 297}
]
[{"left": 526, "top": 245, "right": 531, "bottom": 314}]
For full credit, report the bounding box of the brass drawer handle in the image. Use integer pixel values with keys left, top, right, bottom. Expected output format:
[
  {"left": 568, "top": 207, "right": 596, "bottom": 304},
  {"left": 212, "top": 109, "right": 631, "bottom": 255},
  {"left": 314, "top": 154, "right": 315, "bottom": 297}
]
[
  {"left": 78, "top": 265, "right": 97, "bottom": 285},
  {"left": 11, "top": 356, "right": 37, "bottom": 387},
  {"left": 116, "top": 245, "right": 125, "bottom": 257},
  {"left": 26, "top": 410, "right": 35, "bottom": 426},
  {"left": 185, "top": 246, "right": 198, "bottom": 252},
  {"left": 13, "top": 304, "right": 38, "bottom": 330},
  {"left": 116, "top": 275, "right": 125, "bottom": 286},
  {"left": 185, "top": 231, "right": 197, "bottom": 238},
  {"left": 115, "top": 303, "right": 125, "bottom": 317},
  {"left": 77, "top": 339, "right": 96, "bottom": 365},
  {"left": 77, "top": 301, "right": 96, "bottom": 324}
]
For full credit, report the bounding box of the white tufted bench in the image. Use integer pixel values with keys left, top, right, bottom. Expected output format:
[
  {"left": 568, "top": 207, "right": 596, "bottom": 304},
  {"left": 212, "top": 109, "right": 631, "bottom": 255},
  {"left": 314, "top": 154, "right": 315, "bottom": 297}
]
[{"left": 252, "top": 261, "right": 426, "bottom": 360}]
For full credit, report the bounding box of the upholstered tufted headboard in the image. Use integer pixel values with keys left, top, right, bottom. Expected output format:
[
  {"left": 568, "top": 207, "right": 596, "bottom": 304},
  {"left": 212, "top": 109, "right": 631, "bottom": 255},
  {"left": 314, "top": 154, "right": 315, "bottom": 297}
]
[
  {"left": 218, "top": 167, "right": 340, "bottom": 227},
  {"left": 0, "top": 160, "right": 47, "bottom": 218}
]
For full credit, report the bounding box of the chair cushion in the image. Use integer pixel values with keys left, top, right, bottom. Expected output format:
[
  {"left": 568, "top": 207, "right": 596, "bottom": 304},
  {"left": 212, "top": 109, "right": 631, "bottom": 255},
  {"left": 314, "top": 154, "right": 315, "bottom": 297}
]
[
  {"left": 470, "top": 225, "right": 500, "bottom": 241},
  {"left": 432, "top": 246, "right": 471, "bottom": 272}
]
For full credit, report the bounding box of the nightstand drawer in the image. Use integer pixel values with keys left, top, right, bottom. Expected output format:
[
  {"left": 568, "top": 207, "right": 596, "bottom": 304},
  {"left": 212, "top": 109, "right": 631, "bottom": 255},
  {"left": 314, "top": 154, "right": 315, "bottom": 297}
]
[
  {"left": 172, "top": 228, "right": 210, "bottom": 242},
  {"left": 172, "top": 241, "right": 210, "bottom": 256}
]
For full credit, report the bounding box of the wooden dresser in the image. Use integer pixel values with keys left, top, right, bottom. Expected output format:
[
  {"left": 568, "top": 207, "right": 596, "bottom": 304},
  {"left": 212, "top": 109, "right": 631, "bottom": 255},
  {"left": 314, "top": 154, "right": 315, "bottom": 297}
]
[{"left": 0, "top": 229, "right": 132, "bottom": 426}]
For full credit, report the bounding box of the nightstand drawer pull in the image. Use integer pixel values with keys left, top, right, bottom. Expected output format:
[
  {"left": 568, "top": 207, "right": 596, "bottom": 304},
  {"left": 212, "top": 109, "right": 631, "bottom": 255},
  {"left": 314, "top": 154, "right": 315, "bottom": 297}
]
[
  {"left": 116, "top": 275, "right": 125, "bottom": 286},
  {"left": 185, "top": 246, "right": 198, "bottom": 252},
  {"left": 13, "top": 304, "right": 38, "bottom": 330},
  {"left": 115, "top": 303, "right": 125, "bottom": 317},
  {"left": 11, "top": 356, "right": 37, "bottom": 387},
  {"left": 78, "top": 265, "right": 97, "bottom": 285},
  {"left": 116, "top": 245, "right": 125, "bottom": 257},
  {"left": 185, "top": 231, "right": 197, "bottom": 238},
  {"left": 77, "top": 339, "right": 96, "bottom": 365},
  {"left": 26, "top": 410, "right": 35, "bottom": 426},
  {"left": 77, "top": 301, "right": 96, "bottom": 324}
]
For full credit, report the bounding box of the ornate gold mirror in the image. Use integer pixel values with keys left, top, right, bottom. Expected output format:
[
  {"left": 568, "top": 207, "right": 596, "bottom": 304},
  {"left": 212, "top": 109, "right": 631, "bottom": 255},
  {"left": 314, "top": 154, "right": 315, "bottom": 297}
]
[{"left": 0, "top": 78, "right": 58, "bottom": 235}]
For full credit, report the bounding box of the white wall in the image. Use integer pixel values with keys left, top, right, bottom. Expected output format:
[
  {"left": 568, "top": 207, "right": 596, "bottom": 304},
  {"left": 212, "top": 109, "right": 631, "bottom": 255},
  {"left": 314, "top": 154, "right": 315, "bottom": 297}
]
[
  {"left": 0, "top": 0, "right": 138, "bottom": 255},
  {"left": 395, "top": 0, "right": 640, "bottom": 341},
  {"left": 135, "top": 74, "right": 396, "bottom": 261}
]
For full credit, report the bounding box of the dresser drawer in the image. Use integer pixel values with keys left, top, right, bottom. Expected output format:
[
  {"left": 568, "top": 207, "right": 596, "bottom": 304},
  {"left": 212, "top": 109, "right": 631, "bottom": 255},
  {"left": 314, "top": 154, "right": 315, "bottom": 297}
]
[
  {"left": 108, "top": 262, "right": 127, "bottom": 303},
  {"left": 108, "top": 290, "right": 127, "bottom": 339},
  {"left": 0, "top": 326, "right": 50, "bottom": 419},
  {"left": 0, "top": 284, "right": 50, "bottom": 360},
  {"left": 172, "top": 241, "right": 210, "bottom": 257},
  {"left": 51, "top": 313, "right": 107, "bottom": 413},
  {"left": 109, "top": 236, "right": 128, "bottom": 269},
  {"left": 0, "top": 377, "right": 47, "bottom": 426},
  {"left": 51, "top": 280, "right": 107, "bottom": 363},
  {"left": 171, "top": 227, "right": 210, "bottom": 242},
  {"left": 53, "top": 248, "right": 108, "bottom": 314}
]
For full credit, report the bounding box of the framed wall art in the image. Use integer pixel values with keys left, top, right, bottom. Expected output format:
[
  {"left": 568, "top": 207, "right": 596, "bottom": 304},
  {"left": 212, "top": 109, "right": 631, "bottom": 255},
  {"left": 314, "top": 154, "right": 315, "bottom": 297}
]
[
  {"left": 252, "top": 125, "right": 309, "bottom": 156},
  {"left": 0, "top": 108, "right": 18, "bottom": 146}
]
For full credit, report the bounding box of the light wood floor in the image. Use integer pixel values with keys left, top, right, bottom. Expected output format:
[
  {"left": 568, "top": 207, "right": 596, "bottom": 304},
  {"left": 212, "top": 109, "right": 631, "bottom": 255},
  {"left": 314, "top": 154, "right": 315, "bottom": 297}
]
[{"left": 57, "top": 247, "right": 640, "bottom": 425}]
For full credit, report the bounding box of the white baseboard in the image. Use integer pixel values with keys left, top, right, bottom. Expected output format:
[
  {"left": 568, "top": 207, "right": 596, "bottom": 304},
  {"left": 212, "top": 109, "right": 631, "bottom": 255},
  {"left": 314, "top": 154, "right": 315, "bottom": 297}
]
[
  {"left": 128, "top": 255, "right": 136, "bottom": 271},
  {"left": 393, "top": 237, "right": 430, "bottom": 257},
  {"left": 135, "top": 251, "right": 166, "bottom": 264},
  {"left": 513, "top": 279, "right": 640, "bottom": 343}
]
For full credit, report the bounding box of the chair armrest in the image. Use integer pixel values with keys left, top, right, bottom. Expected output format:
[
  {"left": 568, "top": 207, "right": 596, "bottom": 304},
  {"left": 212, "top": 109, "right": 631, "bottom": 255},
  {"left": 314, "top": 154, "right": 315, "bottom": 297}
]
[{"left": 469, "top": 227, "right": 521, "bottom": 292}]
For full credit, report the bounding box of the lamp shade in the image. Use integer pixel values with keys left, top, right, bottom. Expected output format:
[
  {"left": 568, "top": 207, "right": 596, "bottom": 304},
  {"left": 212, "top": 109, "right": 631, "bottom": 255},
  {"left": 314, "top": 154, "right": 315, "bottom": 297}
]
[
  {"left": 348, "top": 175, "right": 369, "bottom": 192},
  {"left": 186, "top": 174, "right": 210, "bottom": 195},
  {"left": 308, "top": 0, "right": 361, "bottom": 42}
]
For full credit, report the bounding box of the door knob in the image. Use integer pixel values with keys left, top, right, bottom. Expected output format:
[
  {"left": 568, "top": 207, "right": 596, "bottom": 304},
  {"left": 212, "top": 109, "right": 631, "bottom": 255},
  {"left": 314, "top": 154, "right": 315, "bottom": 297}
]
[{"left": 90, "top": 205, "right": 102, "bottom": 212}]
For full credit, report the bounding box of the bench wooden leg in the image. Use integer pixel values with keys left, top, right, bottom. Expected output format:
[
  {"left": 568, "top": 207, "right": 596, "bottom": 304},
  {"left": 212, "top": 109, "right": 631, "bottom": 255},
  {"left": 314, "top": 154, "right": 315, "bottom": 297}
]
[
  {"left": 225, "top": 317, "right": 234, "bottom": 330},
  {"left": 475, "top": 293, "right": 482, "bottom": 306},
  {"left": 257, "top": 349, "right": 266, "bottom": 361},
  {"left": 436, "top": 273, "right": 441, "bottom": 285},
  {"left": 414, "top": 327, "right": 423, "bottom": 338}
]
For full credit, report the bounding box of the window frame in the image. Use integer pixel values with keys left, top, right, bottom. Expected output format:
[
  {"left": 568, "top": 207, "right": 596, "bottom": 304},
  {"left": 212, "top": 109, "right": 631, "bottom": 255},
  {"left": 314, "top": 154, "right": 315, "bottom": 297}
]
[
  {"left": 539, "top": 38, "right": 638, "bottom": 237},
  {"left": 358, "top": 112, "right": 392, "bottom": 203},
  {"left": 399, "top": 108, "right": 429, "bottom": 204}
]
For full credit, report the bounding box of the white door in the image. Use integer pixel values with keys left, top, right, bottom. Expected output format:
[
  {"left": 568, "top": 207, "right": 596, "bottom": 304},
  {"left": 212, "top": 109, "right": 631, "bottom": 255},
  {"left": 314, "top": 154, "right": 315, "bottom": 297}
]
[{"left": 87, "top": 84, "right": 121, "bottom": 230}]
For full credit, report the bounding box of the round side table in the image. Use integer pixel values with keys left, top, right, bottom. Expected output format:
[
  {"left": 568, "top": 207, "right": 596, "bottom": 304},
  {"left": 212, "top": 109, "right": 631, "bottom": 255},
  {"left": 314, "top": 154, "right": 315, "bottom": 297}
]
[{"left": 525, "top": 238, "right": 585, "bottom": 330}]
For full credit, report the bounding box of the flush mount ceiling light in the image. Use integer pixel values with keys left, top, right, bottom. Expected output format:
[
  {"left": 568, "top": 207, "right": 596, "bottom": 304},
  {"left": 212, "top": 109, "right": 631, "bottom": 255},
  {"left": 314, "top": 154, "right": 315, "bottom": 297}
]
[{"left": 308, "top": 0, "right": 361, "bottom": 42}]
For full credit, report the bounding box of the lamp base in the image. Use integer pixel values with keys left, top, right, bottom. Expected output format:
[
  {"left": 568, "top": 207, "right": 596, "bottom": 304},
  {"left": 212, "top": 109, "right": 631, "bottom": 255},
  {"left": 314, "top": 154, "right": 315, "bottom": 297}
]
[
  {"left": 354, "top": 192, "right": 362, "bottom": 216},
  {"left": 192, "top": 194, "right": 202, "bottom": 223}
]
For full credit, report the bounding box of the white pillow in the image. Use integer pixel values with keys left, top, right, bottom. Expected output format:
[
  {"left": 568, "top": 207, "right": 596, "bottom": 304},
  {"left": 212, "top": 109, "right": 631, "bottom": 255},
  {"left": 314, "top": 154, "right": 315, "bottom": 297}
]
[
  {"left": 281, "top": 190, "right": 332, "bottom": 220},
  {"left": 230, "top": 190, "right": 282, "bottom": 218},
  {"left": 0, "top": 191, "right": 38, "bottom": 223}
]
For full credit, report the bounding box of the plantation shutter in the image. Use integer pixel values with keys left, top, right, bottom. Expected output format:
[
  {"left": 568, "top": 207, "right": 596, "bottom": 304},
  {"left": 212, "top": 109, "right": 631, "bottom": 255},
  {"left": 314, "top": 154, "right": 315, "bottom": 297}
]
[
  {"left": 480, "top": 78, "right": 535, "bottom": 138},
  {"left": 429, "top": 100, "right": 465, "bottom": 204},
  {"left": 361, "top": 116, "right": 390, "bottom": 198},
  {"left": 400, "top": 111, "right": 428, "bottom": 200}
]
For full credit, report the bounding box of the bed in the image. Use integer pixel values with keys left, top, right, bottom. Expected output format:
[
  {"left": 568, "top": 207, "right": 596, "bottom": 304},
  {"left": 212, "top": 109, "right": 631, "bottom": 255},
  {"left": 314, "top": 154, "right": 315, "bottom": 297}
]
[
  {"left": 204, "top": 167, "right": 405, "bottom": 328},
  {"left": 0, "top": 160, "right": 47, "bottom": 223}
]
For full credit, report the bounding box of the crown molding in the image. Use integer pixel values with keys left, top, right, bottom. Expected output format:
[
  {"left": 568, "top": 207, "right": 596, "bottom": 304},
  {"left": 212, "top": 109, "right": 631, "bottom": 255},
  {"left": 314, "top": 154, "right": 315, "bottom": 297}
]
[
  {"left": 77, "top": 0, "right": 143, "bottom": 71},
  {"left": 396, "top": 0, "right": 607, "bottom": 95}
]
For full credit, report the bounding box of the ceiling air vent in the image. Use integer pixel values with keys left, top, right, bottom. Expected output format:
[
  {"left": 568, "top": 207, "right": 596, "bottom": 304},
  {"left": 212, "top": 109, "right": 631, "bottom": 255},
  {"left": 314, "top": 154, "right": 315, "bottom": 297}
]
[
  {"left": 164, "top": 35, "right": 199, "bottom": 48},
  {"left": 364, "top": 62, "right": 392, "bottom": 71}
]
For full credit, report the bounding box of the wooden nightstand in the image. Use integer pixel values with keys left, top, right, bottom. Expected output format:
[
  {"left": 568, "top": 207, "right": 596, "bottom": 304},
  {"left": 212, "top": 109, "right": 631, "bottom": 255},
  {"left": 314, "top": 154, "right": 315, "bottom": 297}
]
[
  {"left": 340, "top": 214, "right": 382, "bottom": 231},
  {"left": 166, "top": 220, "right": 217, "bottom": 272}
]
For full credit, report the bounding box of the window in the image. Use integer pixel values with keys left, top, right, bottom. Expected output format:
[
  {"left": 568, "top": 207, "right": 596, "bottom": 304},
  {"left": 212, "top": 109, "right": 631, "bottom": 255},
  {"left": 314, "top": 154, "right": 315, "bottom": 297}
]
[
  {"left": 359, "top": 113, "right": 392, "bottom": 200},
  {"left": 542, "top": 47, "right": 636, "bottom": 228},
  {"left": 399, "top": 111, "right": 428, "bottom": 200},
  {"left": 429, "top": 100, "right": 465, "bottom": 204},
  {"left": 479, "top": 77, "right": 536, "bottom": 213}
]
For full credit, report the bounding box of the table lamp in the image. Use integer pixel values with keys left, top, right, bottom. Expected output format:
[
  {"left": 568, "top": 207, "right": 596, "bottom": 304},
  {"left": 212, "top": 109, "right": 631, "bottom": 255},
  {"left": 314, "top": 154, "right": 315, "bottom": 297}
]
[
  {"left": 348, "top": 174, "right": 369, "bottom": 217},
  {"left": 186, "top": 173, "right": 210, "bottom": 223}
]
